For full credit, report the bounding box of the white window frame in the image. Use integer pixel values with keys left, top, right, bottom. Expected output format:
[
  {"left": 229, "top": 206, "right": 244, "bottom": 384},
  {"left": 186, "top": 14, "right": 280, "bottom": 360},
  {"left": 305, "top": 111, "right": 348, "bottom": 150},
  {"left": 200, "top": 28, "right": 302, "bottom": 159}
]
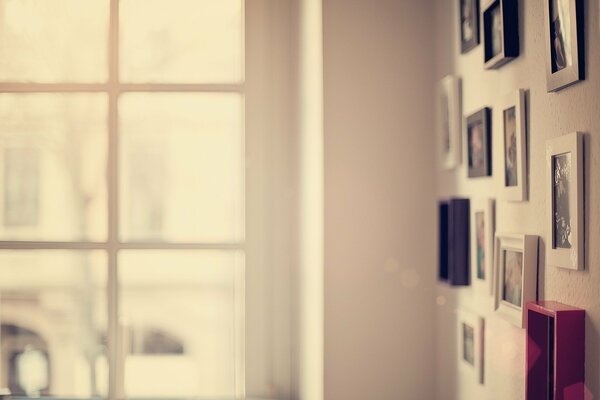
[{"left": 0, "top": 1, "right": 295, "bottom": 399}]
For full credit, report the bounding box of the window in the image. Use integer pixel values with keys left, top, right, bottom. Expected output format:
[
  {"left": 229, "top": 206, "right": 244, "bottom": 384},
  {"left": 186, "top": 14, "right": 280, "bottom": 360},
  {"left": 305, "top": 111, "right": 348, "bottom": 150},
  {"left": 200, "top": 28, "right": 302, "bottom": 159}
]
[{"left": 0, "top": 0, "right": 252, "bottom": 398}]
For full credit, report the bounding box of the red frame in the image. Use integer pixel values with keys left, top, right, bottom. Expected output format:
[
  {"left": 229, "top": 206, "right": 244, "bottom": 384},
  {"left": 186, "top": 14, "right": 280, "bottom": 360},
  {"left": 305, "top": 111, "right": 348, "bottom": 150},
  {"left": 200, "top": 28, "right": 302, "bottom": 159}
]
[{"left": 526, "top": 301, "right": 585, "bottom": 400}]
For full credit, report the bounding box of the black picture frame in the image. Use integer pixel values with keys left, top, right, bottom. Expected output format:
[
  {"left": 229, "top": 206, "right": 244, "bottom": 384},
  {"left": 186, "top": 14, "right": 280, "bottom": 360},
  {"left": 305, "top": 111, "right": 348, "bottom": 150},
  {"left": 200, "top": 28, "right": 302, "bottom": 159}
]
[
  {"left": 482, "top": 0, "right": 519, "bottom": 69},
  {"left": 460, "top": 0, "right": 480, "bottom": 53},
  {"left": 544, "top": 0, "right": 584, "bottom": 92},
  {"left": 466, "top": 108, "right": 492, "bottom": 178},
  {"left": 439, "top": 198, "right": 470, "bottom": 286}
]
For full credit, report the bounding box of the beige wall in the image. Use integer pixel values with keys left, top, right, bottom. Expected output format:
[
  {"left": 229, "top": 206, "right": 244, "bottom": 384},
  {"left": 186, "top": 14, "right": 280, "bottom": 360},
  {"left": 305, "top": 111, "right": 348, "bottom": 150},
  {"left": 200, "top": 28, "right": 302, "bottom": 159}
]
[
  {"left": 434, "top": 0, "right": 600, "bottom": 399},
  {"left": 323, "top": 1, "right": 436, "bottom": 399}
]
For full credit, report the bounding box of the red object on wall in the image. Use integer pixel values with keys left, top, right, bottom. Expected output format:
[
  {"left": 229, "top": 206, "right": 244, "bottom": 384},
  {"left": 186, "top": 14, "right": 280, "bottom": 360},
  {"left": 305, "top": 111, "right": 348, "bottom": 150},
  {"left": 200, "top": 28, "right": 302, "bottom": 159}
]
[{"left": 526, "top": 301, "right": 585, "bottom": 400}]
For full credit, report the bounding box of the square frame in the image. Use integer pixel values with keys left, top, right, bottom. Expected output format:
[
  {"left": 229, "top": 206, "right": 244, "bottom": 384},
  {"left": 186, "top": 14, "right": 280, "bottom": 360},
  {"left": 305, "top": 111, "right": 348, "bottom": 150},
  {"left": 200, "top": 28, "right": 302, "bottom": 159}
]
[
  {"left": 499, "top": 89, "right": 528, "bottom": 201},
  {"left": 457, "top": 309, "right": 485, "bottom": 385},
  {"left": 460, "top": 0, "right": 480, "bottom": 53},
  {"left": 544, "top": 0, "right": 584, "bottom": 92},
  {"left": 437, "top": 76, "right": 462, "bottom": 169},
  {"left": 494, "top": 234, "right": 538, "bottom": 328},
  {"left": 546, "top": 132, "right": 584, "bottom": 270},
  {"left": 470, "top": 198, "right": 495, "bottom": 297},
  {"left": 466, "top": 107, "right": 492, "bottom": 178},
  {"left": 482, "top": 0, "right": 519, "bottom": 69}
]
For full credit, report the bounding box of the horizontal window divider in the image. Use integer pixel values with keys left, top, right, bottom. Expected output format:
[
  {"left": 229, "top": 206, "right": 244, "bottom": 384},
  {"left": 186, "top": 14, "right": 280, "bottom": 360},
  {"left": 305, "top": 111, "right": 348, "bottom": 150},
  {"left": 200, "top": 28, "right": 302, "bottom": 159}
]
[
  {"left": 0, "top": 241, "right": 245, "bottom": 250},
  {"left": 0, "top": 83, "right": 245, "bottom": 93}
]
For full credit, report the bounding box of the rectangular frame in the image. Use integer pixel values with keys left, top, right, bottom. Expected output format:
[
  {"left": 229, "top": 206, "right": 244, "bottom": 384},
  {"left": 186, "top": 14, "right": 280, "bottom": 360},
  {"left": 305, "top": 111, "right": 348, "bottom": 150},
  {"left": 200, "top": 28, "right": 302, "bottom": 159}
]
[
  {"left": 526, "top": 301, "right": 585, "bottom": 400},
  {"left": 499, "top": 89, "right": 528, "bottom": 202},
  {"left": 437, "top": 76, "right": 462, "bottom": 170},
  {"left": 466, "top": 107, "right": 492, "bottom": 178},
  {"left": 457, "top": 309, "right": 485, "bottom": 385},
  {"left": 482, "top": 0, "right": 519, "bottom": 69},
  {"left": 544, "top": 0, "right": 584, "bottom": 92},
  {"left": 470, "top": 198, "right": 495, "bottom": 297},
  {"left": 545, "top": 132, "right": 584, "bottom": 270},
  {"left": 494, "top": 234, "right": 538, "bottom": 328},
  {"left": 460, "top": 0, "right": 480, "bottom": 53},
  {"left": 439, "top": 198, "right": 470, "bottom": 286}
]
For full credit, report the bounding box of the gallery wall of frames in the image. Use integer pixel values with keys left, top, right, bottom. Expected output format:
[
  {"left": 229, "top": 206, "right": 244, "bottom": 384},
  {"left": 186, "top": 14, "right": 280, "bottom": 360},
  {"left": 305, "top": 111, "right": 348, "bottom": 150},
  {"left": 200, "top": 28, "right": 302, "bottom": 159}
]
[{"left": 434, "top": 0, "right": 599, "bottom": 399}]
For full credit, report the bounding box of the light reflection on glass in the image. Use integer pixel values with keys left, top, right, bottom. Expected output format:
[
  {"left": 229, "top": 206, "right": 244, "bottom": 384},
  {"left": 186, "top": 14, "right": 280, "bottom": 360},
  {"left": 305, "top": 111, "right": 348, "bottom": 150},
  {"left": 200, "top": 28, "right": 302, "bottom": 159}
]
[
  {"left": 119, "top": 250, "right": 243, "bottom": 398},
  {"left": 0, "top": 0, "right": 108, "bottom": 82},
  {"left": 119, "top": 93, "right": 243, "bottom": 243},
  {"left": 0, "top": 94, "right": 108, "bottom": 242},
  {"left": 119, "top": 0, "right": 243, "bottom": 83},
  {"left": 0, "top": 250, "right": 108, "bottom": 397}
]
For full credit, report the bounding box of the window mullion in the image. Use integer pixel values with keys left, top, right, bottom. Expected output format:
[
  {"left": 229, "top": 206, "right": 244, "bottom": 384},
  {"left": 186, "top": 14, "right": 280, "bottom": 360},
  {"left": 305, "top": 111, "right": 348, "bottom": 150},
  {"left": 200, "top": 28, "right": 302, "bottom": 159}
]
[{"left": 108, "top": 0, "right": 120, "bottom": 398}]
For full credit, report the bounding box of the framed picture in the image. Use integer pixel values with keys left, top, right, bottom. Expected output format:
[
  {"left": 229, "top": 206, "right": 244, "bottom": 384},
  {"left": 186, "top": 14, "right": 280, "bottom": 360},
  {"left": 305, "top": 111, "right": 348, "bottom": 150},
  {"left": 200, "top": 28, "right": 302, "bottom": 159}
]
[
  {"left": 457, "top": 309, "right": 484, "bottom": 385},
  {"left": 437, "top": 76, "right": 462, "bottom": 169},
  {"left": 494, "top": 234, "right": 538, "bottom": 328},
  {"left": 460, "top": 0, "right": 480, "bottom": 53},
  {"left": 466, "top": 108, "right": 491, "bottom": 178},
  {"left": 482, "top": 0, "right": 519, "bottom": 69},
  {"left": 526, "top": 301, "right": 585, "bottom": 400},
  {"left": 470, "top": 198, "right": 495, "bottom": 297},
  {"left": 439, "top": 198, "right": 470, "bottom": 286},
  {"left": 546, "top": 132, "right": 584, "bottom": 270},
  {"left": 499, "top": 89, "right": 527, "bottom": 201},
  {"left": 544, "top": 0, "right": 584, "bottom": 92}
]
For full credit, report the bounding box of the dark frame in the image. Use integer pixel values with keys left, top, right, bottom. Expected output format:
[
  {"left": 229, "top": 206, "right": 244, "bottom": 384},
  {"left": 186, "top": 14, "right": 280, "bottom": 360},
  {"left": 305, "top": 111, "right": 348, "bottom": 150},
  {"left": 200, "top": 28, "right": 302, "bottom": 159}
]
[
  {"left": 544, "top": 0, "right": 584, "bottom": 92},
  {"left": 466, "top": 108, "right": 492, "bottom": 178},
  {"left": 439, "top": 198, "right": 470, "bottom": 286},
  {"left": 460, "top": 0, "right": 480, "bottom": 53},
  {"left": 482, "top": 0, "right": 519, "bottom": 69}
]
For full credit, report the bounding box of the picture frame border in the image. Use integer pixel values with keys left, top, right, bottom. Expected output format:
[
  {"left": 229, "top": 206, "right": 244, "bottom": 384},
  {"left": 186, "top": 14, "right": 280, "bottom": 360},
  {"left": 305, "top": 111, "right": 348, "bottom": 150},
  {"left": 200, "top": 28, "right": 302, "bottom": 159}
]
[
  {"left": 470, "top": 198, "right": 495, "bottom": 297},
  {"left": 457, "top": 308, "right": 485, "bottom": 385},
  {"left": 499, "top": 89, "right": 528, "bottom": 202},
  {"left": 544, "top": 0, "right": 584, "bottom": 92},
  {"left": 438, "top": 75, "right": 462, "bottom": 170},
  {"left": 460, "top": 0, "right": 480, "bottom": 53},
  {"left": 494, "top": 234, "right": 538, "bottom": 328},
  {"left": 482, "top": 0, "right": 519, "bottom": 70},
  {"left": 465, "top": 107, "right": 492, "bottom": 178},
  {"left": 545, "top": 132, "right": 584, "bottom": 270}
]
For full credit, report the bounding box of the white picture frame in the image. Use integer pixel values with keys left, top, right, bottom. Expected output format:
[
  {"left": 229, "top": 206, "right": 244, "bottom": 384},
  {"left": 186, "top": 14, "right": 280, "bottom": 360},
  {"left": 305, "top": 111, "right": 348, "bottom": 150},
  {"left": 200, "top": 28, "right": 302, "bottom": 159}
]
[
  {"left": 499, "top": 89, "right": 528, "bottom": 201},
  {"left": 546, "top": 132, "right": 584, "bottom": 270},
  {"left": 494, "top": 234, "right": 538, "bottom": 328},
  {"left": 437, "top": 75, "right": 462, "bottom": 169},
  {"left": 470, "top": 198, "right": 495, "bottom": 297},
  {"left": 457, "top": 309, "right": 484, "bottom": 385}
]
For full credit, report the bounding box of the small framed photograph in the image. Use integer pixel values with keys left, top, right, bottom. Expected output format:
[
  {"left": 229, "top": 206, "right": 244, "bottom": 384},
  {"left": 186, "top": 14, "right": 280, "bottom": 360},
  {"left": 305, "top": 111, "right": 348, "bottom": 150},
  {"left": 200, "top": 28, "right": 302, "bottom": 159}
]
[
  {"left": 544, "top": 0, "right": 584, "bottom": 92},
  {"left": 457, "top": 309, "right": 484, "bottom": 385},
  {"left": 439, "top": 198, "right": 470, "bottom": 286},
  {"left": 482, "top": 0, "right": 519, "bottom": 69},
  {"left": 546, "top": 132, "right": 584, "bottom": 270},
  {"left": 499, "top": 89, "right": 527, "bottom": 201},
  {"left": 466, "top": 108, "right": 491, "bottom": 178},
  {"left": 494, "top": 234, "right": 538, "bottom": 328},
  {"left": 460, "top": 0, "right": 480, "bottom": 53},
  {"left": 437, "top": 76, "right": 462, "bottom": 169},
  {"left": 470, "top": 198, "right": 495, "bottom": 297}
]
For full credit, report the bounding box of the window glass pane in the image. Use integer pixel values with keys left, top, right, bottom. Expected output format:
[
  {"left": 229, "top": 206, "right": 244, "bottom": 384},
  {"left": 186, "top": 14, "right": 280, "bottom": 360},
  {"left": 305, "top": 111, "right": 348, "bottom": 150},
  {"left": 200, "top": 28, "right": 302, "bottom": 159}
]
[
  {"left": 0, "top": 94, "right": 108, "bottom": 241},
  {"left": 119, "top": 250, "right": 243, "bottom": 398},
  {"left": 0, "top": 0, "right": 108, "bottom": 83},
  {"left": 120, "top": 0, "right": 243, "bottom": 83},
  {"left": 0, "top": 250, "right": 108, "bottom": 397},
  {"left": 119, "top": 93, "right": 243, "bottom": 242}
]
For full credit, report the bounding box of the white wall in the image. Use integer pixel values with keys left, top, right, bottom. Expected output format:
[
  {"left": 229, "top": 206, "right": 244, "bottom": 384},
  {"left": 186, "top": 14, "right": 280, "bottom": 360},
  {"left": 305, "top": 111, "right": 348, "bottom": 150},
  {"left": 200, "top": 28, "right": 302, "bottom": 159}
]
[
  {"left": 434, "top": 1, "right": 600, "bottom": 399},
  {"left": 323, "top": 1, "right": 436, "bottom": 399}
]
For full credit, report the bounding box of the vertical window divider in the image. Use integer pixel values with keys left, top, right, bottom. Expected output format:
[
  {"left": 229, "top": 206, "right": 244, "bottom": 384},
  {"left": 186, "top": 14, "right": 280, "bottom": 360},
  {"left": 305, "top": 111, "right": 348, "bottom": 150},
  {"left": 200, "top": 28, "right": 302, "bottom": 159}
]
[{"left": 108, "top": 0, "right": 120, "bottom": 399}]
